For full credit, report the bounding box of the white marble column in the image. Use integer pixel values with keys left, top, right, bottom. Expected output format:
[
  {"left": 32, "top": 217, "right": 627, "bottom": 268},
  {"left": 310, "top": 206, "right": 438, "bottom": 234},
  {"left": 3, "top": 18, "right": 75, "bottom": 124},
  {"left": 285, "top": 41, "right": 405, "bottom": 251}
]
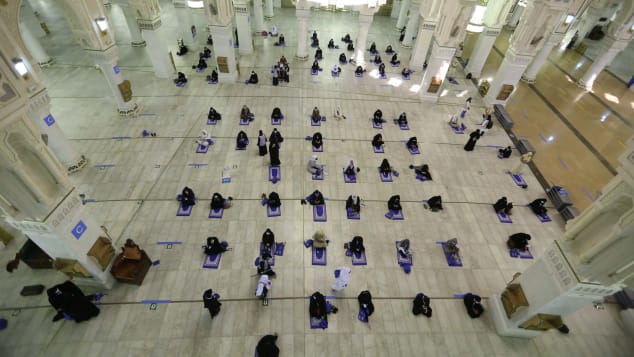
[
  {"left": 209, "top": 24, "right": 239, "bottom": 82},
  {"left": 18, "top": 22, "right": 54, "bottom": 67},
  {"left": 140, "top": 21, "right": 175, "bottom": 78},
  {"left": 253, "top": 0, "right": 265, "bottom": 32},
  {"left": 27, "top": 90, "right": 87, "bottom": 173},
  {"left": 483, "top": 48, "right": 533, "bottom": 105},
  {"left": 391, "top": 0, "right": 401, "bottom": 19},
  {"left": 173, "top": 7, "right": 194, "bottom": 45},
  {"left": 355, "top": 11, "right": 375, "bottom": 66},
  {"left": 506, "top": 2, "right": 524, "bottom": 28},
  {"left": 401, "top": 9, "right": 419, "bottom": 48},
  {"left": 122, "top": 4, "right": 146, "bottom": 47},
  {"left": 409, "top": 20, "right": 435, "bottom": 70},
  {"left": 274, "top": 0, "right": 281, "bottom": 8},
  {"left": 234, "top": 1, "right": 254, "bottom": 54},
  {"left": 521, "top": 33, "right": 563, "bottom": 83},
  {"left": 264, "top": 0, "right": 274, "bottom": 19},
  {"left": 465, "top": 27, "right": 500, "bottom": 78},
  {"left": 578, "top": 38, "right": 629, "bottom": 90},
  {"left": 396, "top": 0, "right": 410, "bottom": 30},
  {"left": 419, "top": 40, "right": 455, "bottom": 103},
  {"left": 93, "top": 47, "right": 139, "bottom": 115},
  {"left": 296, "top": 8, "right": 310, "bottom": 60}
]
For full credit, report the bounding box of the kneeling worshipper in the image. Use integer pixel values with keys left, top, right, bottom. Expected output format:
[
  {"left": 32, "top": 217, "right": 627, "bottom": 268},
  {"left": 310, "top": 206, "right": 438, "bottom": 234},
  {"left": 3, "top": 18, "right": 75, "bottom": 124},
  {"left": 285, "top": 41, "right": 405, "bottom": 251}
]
[
  {"left": 397, "top": 112, "right": 408, "bottom": 125},
  {"left": 311, "top": 132, "right": 323, "bottom": 149},
  {"left": 499, "top": 146, "right": 512, "bottom": 158},
  {"left": 196, "top": 129, "right": 213, "bottom": 146},
  {"left": 207, "top": 106, "right": 221, "bottom": 121},
  {"left": 256, "top": 334, "right": 279, "bottom": 357},
  {"left": 262, "top": 228, "right": 275, "bottom": 250},
  {"left": 411, "top": 164, "right": 432, "bottom": 180},
  {"left": 357, "top": 290, "right": 375, "bottom": 322},
  {"left": 355, "top": 66, "right": 364, "bottom": 75},
  {"left": 346, "top": 195, "right": 361, "bottom": 214},
  {"left": 174, "top": 72, "right": 187, "bottom": 85},
  {"left": 529, "top": 198, "right": 548, "bottom": 215},
  {"left": 372, "top": 133, "right": 384, "bottom": 147},
  {"left": 307, "top": 155, "right": 321, "bottom": 175},
  {"left": 48, "top": 281, "right": 100, "bottom": 323},
  {"left": 304, "top": 190, "right": 325, "bottom": 205},
  {"left": 312, "top": 107, "right": 321, "bottom": 123},
  {"left": 373, "top": 109, "right": 383, "bottom": 124},
  {"left": 266, "top": 192, "right": 281, "bottom": 208},
  {"left": 406, "top": 136, "right": 418, "bottom": 150},
  {"left": 412, "top": 293, "right": 432, "bottom": 317},
  {"left": 180, "top": 186, "right": 196, "bottom": 207},
  {"left": 203, "top": 236, "right": 229, "bottom": 255},
  {"left": 493, "top": 197, "right": 513, "bottom": 215},
  {"left": 463, "top": 293, "right": 484, "bottom": 318},
  {"left": 236, "top": 131, "right": 249, "bottom": 149},
  {"left": 332, "top": 266, "right": 351, "bottom": 291},
  {"left": 379, "top": 158, "right": 392, "bottom": 174},
  {"left": 423, "top": 195, "right": 443, "bottom": 212},
  {"left": 309, "top": 291, "right": 337, "bottom": 325},
  {"left": 507, "top": 233, "right": 531, "bottom": 250},
  {"left": 344, "top": 159, "right": 360, "bottom": 177},
  {"left": 387, "top": 195, "right": 402, "bottom": 211},
  {"left": 271, "top": 107, "right": 283, "bottom": 120},
  {"left": 240, "top": 105, "right": 254, "bottom": 121},
  {"left": 249, "top": 70, "right": 259, "bottom": 84},
  {"left": 397, "top": 239, "right": 411, "bottom": 259},
  {"left": 211, "top": 192, "right": 232, "bottom": 210}
]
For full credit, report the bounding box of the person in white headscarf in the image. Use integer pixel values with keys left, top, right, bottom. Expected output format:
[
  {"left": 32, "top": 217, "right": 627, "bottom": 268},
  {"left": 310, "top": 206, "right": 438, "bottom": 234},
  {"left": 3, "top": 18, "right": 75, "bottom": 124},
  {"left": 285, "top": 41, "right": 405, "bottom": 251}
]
[
  {"left": 196, "top": 130, "right": 213, "bottom": 146},
  {"left": 332, "top": 266, "right": 351, "bottom": 291},
  {"left": 307, "top": 155, "right": 320, "bottom": 174},
  {"left": 255, "top": 274, "right": 272, "bottom": 298},
  {"left": 344, "top": 159, "right": 358, "bottom": 176},
  {"left": 334, "top": 105, "right": 346, "bottom": 120}
]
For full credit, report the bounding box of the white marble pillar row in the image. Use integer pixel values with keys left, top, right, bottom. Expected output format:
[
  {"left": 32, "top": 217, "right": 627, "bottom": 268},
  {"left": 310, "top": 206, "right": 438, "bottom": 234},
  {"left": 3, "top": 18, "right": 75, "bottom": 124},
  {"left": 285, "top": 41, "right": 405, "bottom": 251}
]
[
  {"left": 506, "top": 2, "right": 524, "bottom": 28},
  {"left": 396, "top": 0, "right": 410, "bottom": 30},
  {"left": 391, "top": 0, "right": 401, "bottom": 19},
  {"left": 355, "top": 11, "right": 374, "bottom": 67},
  {"left": 264, "top": 0, "right": 274, "bottom": 19},
  {"left": 401, "top": 7, "right": 419, "bottom": 48},
  {"left": 122, "top": 5, "right": 146, "bottom": 47},
  {"left": 465, "top": 27, "right": 500, "bottom": 78},
  {"left": 419, "top": 40, "right": 455, "bottom": 102},
  {"left": 27, "top": 91, "right": 87, "bottom": 173},
  {"left": 208, "top": 24, "right": 239, "bottom": 82},
  {"left": 93, "top": 47, "right": 139, "bottom": 115},
  {"left": 578, "top": 38, "right": 629, "bottom": 90},
  {"left": 140, "top": 22, "right": 175, "bottom": 78},
  {"left": 18, "top": 22, "right": 54, "bottom": 67},
  {"left": 296, "top": 8, "right": 310, "bottom": 60},
  {"left": 483, "top": 48, "right": 533, "bottom": 105},
  {"left": 253, "top": 0, "right": 266, "bottom": 32},
  {"left": 521, "top": 33, "right": 563, "bottom": 83},
  {"left": 234, "top": 1, "right": 254, "bottom": 54},
  {"left": 409, "top": 20, "right": 435, "bottom": 70}
]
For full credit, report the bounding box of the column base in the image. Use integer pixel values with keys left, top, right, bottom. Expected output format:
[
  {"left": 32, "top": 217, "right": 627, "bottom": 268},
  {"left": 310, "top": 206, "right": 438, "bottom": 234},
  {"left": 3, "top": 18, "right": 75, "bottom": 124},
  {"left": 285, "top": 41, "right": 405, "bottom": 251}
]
[
  {"left": 264, "top": 16, "right": 274, "bottom": 20},
  {"left": 419, "top": 92, "right": 440, "bottom": 103},
  {"left": 295, "top": 54, "right": 309, "bottom": 61},
  {"left": 401, "top": 43, "right": 413, "bottom": 49},
  {"left": 131, "top": 40, "right": 147, "bottom": 47},
  {"left": 38, "top": 57, "right": 55, "bottom": 68},
  {"left": 489, "top": 293, "right": 541, "bottom": 338},
  {"left": 67, "top": 155, "right": 88, "bottom": 174},
  {"left": 520, "top": 76, "right": 536, "bottom": 84},
  {"left": 118, "top": 103, "right": 139, "bottom": 117}
]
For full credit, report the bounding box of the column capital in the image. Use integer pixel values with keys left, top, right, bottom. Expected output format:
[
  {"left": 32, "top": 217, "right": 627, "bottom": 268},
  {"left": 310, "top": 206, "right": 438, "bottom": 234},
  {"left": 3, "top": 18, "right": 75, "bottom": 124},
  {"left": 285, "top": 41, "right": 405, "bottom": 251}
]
[
  {"left": 137, "top": 18, "right": 162, "bottom": 31},
  {"left": 482, "top": 0, "right": 516, "bottom": 28},
  {"left": 421, "top": 20, "right": 437, "bottom": 32}
]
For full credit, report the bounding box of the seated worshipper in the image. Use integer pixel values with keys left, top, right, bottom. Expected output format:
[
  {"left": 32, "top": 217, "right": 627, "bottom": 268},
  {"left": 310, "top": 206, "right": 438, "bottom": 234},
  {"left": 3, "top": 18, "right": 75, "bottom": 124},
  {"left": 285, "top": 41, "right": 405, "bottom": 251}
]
[
  {"left": 202, "top": 289, "right": 221, "bottom": 319},
  {"left": 255, "top": 334, "right": 279, "bottom": 357},
  {"left": 378, "top": 63, "right": 386, "bottom": 76},
  {"left": 390, "top": 53, "right": 400, "bottom": 66},
  {"left": 255, "top": 274, "right": 273, "bottom": 299},
  {"left": 267, "top": 192, "right": 281, "bottom": 208},
  {"left": 344, "top": 159, "right": 360, "bottom": 177},
  {"left": 347, "top": 42, "right": 354, "bottom": 51},
  {"left": 529, "top": 198, "right": 548, "bottom": 215},
  {"left": 312, "top": 229, "right": 328, "bottom": 248},
  {"left": 397, "top": 239, "right": 411, "bottom": 259},
  {"left": 206, "top": 34, "right": 213, "bottom": 45},
  {"left": 355, "top": 66, "right": 364, "bottom": 75},
  {"left": 257, "top": 254, "right": 276, "bottom": 277},
  {"left": 240, "top": 105, "right": 254, "bottom": 121},
  {"left": 236, "top": 130, "right": 249, "bottom": 149},
  {"left": 493, "top": 197, "right": 513, "bottom": 215},
  {"left": 309, "top": 291, "right": 329, "bottom": 321},
  {"left": 176, "top": 39, "right": 188, "bottom": 56},
  {"left": 342, "top": 33, "right": 351, "bottom": 43},
  {"left": 379, "top": 158, "right": 392, "bottom": 174},
  {"left": 412, "top": 293, "right": 432, "bottom": 317},
  {"left": 269, "top": 25, "right": 278, "bottom": 37},
  {"left": 358, "top": 290, "right": 375, "bottom": 320},
  {"left": 311, "top": 107, "right": 321, "bottom": 123},
  {"left": 312, "top": 30, "right": 318, "bottom": 41},
  {"left": 206, "top": 69, "right": 219, "bottom": 83},
  {"left": 307, "top": 155, "right": 321, "bottom": 175},
  {"left": 332, "top": 64, "right": 342, "bottom": 74},
  {"left": 315, "top": 48, "right": 323, "bottom": 60},
  {"left": 48, "top": 281, "right": 100, "bottom": 323},
  {"left": 397, "top": 112, "right": 408, "bottom": 125},
  {"left": 269, "top": 128, "right": 283, "bottom": 146},
  {"left": 271, "top": 107, "right": 283, "bottom": 120},
  {"left": 248, "top": 71, "right": 259, "bottom": 84},
  {"left": 401, "top": 67, "right": 413, "bottom": 77},
  {"left": 385, "top": 45, "right": 393, "bottom": 53},
  {"left": 201, "top": 47, "right": 211, "bottom": 59},
  {"left": 339, "top": 53, "right": 347, "bottom": 63},
  {"left": 373, "top": 54, "right": 382, "bottom": 65},
  {"left": 211, "top": 192, "right": 231, "bottom": 210},
  {"left": 463, "top": 293, "right": 484, "bottom": 318},
  {"left": 388, "top": 195, "right": 402, "bottom": 211},
  {"left": 334, "top": 105, "right": 346, "bottom": 120},
  {"left": 448, "top": 115, "right": 460, "bottom": 128},
  {"left": 194, "top": 57, "right": 207, "bottom": 71},
  {"left": 174, "top": 72, "right": 188, "bottom": 85},
  {"left": 406, "top": 136, "right": 419, "bottom": 150},
  {"left": 349, "top": 235, "right": 365, "bottom": 254},
  {"left": 180, "top": 186, "right": 196, "bottom": 207},
  {"left": 423, "top": 195, "right": 443, "bottom": 212},
  {"left": 203, "top": 236, "right": 228, "bottom": 255},
  {"left": 311, "top": 132, "right": 323, "bottom": 149},
  {"left": 196, "top": 129, "right": 213, "bottom": 146},
  {"left": 499, "top": 146, "right": 512, "bottom": 158},
  {"left": 278, "top": 34, "right": 285, "bottom": 46},
  {"left": 346, "top": 195, "right": 361, "bottom": 214},
  {"left": 507, "top": 233, "right": 531, "bottom": 250},
  {"left": 369, "top": 42, "right": 377, "bottom": 53},
  {"left": 311, "top": 60, "right": 321, "bottom": 72},
  {"left": 306, "top": 190, "right": 325, "bottom": 205},
  {"left": 262, "top": 228, "right": 275, "bottom": 250},
  {"left": 372, "top": 133, "right": 384, "bottom": 148},
  {"left": 411, "top": 164, "right": 432, "bottom": 180},
  {"left": 373, "top": 109, "right": 384, "bottom": 124},
  {"left": 208, "top": 106, "right": 221, "bottom": 121},
  {"left": 328, "top": 39, "right": 335, "bottom": 49},
  {"left": 279, "top": 55, "right": 288, "bottom": 66},
  {"left": 311, "top": 37, "right": 319, "bottom": 48},
  {"left": 423, "top": 60, "right": 428, "bottom": 70},
  {"left": 399, "top": 27, "right": 406, "bottom": 42}
]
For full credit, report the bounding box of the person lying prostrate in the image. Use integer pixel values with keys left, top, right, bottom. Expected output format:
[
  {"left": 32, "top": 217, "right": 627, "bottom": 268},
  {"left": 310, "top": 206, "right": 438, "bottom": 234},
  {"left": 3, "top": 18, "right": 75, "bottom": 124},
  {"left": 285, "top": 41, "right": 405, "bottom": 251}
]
[
  {"left": 388, "top": 195, "right": 402, "bottom": 211},
  {"left": 493, "top": 197, "right": 513, "bottom": 215}
]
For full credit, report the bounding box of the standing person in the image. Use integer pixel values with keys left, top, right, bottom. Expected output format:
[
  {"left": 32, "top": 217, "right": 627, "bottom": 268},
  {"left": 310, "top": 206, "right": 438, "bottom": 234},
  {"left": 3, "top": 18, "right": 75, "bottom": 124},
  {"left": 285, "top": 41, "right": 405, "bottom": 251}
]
[
  {"left": 202, "top": 289, "right": 221, "bottom": 319},
  {"left": 269, "top": 142, "right": 280, "bottom": 166},
  {"left": 256, "top": 333, "right": 279, "bottom": 357},
  {"left": 463, "top": 129, "right": 482, "bottom": 151},
  {"left": 269, "top": 128, "right": 284, "bottom": 145},
  {"left": 332, "top": 267, "right": 351, "bottom": 291},
  {"left": 257, "top": 130, "right": 267, "bottom": 156}
]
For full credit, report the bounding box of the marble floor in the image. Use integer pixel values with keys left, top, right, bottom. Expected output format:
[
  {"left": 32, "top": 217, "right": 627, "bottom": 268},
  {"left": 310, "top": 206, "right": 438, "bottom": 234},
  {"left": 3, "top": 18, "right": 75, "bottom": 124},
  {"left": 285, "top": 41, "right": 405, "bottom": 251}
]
[{"left": 0, "top": 2, "right": 632, "bottom": 356}]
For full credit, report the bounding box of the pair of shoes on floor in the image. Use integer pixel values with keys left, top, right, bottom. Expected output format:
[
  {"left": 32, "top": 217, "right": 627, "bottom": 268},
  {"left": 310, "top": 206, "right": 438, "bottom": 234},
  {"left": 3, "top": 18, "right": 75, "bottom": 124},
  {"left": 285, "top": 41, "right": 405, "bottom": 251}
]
[{"left": 300, "top": 199, "right": 307, "bottom": 205}]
